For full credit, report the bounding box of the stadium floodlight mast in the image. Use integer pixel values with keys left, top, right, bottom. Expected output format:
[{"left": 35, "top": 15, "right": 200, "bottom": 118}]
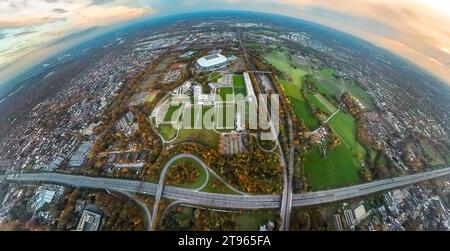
[{"left": 169, "top": 93, "right": 280, "bottom": 141}]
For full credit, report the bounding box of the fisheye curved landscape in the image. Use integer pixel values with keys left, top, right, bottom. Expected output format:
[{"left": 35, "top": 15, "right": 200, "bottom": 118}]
[{"left": 0, "top": 1, "right": 449, "bottom": 234}]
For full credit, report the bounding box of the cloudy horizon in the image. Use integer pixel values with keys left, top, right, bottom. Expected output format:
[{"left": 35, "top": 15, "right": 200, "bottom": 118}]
[{"left": 1, "top": 0, "right": 450, "bottom": 87}]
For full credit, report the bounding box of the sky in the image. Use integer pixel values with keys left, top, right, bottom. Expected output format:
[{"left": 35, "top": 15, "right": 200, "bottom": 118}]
[{"left": 1, "top": 0, "right": 450, "bottom": 86}]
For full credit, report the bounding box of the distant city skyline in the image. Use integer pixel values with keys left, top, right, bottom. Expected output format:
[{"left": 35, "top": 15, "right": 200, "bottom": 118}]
[{"left": 1, "top": 0, "right": 450, "bottom": 86}]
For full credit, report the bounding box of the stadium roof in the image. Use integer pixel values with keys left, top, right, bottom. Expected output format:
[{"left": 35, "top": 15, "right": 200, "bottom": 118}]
[{"left": 196, "top": 53, "right": 227, "bottom": 68}]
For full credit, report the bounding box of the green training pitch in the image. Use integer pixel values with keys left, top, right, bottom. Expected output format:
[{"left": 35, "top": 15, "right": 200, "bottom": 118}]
[
  {"left": 218, "top": 87, "right": 234, "bottom": 101},
  {"left": 184, "top": 106, "right": 214, "bottom": 128},
  {"left": 233, "top": 74, "right": 245, "bottom": 88},
  {"left": 215, "top": 104, "right": 235, "bottom": 129},
  {"left": 164, "top": 104, "right": 182, "bottom": 122},
  {"left": 234, "top": 87, "right": 247, "bottom": 97}
]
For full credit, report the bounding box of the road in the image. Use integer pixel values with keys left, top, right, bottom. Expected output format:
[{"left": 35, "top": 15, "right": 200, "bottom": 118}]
[
  {"left": 5, "top": 167, "right": 450, "bottom": 210},
  {"left": 237, "top": 29, "right": 294, "bottom": 230},
  {"left": 150, "top": 153, "right": 243, "bottom": 230},
  {"left": 112, "top": 190, "right": 153, "bottom": 231}
]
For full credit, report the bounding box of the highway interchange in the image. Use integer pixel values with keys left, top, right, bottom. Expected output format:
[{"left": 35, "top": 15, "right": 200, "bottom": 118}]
[{"left": 3, "top": 166, "right": 450, "bottom": 210}]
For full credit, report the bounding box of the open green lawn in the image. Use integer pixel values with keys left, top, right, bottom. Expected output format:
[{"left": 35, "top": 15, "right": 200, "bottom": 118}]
[
  {"left": 234, "top": 87, "right": 247, "bottom": 97},
  {"left": 172, "top": 129, "right": 220, "bottom": 150},
  {"left": 265, "top": 51, "right": 307, "bottom": 88},
  {"left": 328, "top": 112, "right": 367, "bottom": 160},
  {"left": 419, "top": 139, "right": 446, "bottom": 166},
  {"left": 167, "top": 158, "right": 207, "bottom": 189},
  {"left": 346, "top": 80, "right": 374, "bottom": 109},
  {"left": 158, "top": 125, "right": 177, "bottom": 141},
  {"left": 321, "top": 68, "right": 336, "bottom": 80},
  {"left": 313, "top": 79, "right": 341, "bottom": 98},
  {"left": 307, "top": 92, "right": 338, "bottom": 115},
  {"left": 269, "top": 44, "right": 279, "bottom": 50},
  {"left": 280, "top": 79, "right": 304, "bottom": 101},
  {"left": 245, "top": 42, "right": 260, "bottom": 50},
  {"left": 218, "top": 87, "right": 234, "bottom": 101},
  {"left": 310, "top": 69, "right": 373, "bottom": 109},
  {"left": 290, "top": 98, "right": 319, "bottom": 130},
  {"left": 233, "top": 74, "right": 245, "bottom": 88},
  {"left": 304, "top": 144, "right": 362, "bottom": 190},
  {"left": 164, "top": 104, "right": 182, "bottom": 122},
  {"left": 201, "top": 173, "right": 239, "bottom": 195},
  {"left": 236, "top": 211, "right": 278, "bottom": 231}
]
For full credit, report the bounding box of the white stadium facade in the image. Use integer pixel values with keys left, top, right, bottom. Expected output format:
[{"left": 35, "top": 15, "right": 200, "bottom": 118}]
[{"left": 196, "top": 53, "right": 228, "bottom": 70}]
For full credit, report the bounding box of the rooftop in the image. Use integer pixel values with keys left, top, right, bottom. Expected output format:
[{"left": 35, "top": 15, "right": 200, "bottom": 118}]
[{"left": 196, "top": 53, "right": 227, "bottom": 68}]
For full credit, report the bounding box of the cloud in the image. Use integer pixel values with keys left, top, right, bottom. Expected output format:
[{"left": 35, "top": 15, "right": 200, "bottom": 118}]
[
  {"left": 0, "top": 17, "right": 64, "bottom": 29},
  {"left": 52, "top": 8, "right": 68, "bottom": 14}
]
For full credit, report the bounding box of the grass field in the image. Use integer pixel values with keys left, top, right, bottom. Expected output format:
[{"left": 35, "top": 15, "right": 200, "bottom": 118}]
[
  {"left": 233, "top": 74, "right": 245, "bottom": 88},
  {"left": 265, "top": 51, "right": 307, "bottom": 88},
  {"left": 167, "top": 158, "right": 207, "bottom": 189},
  {"left": 329, "top": 113, "right": 362, "bottom": 149},
  {"left": 290, "top": 98, "right": 319, "bottom": 130},
  {"left": 309, "top": 69, "right": 373, "bottom": 109},
  {"left": 266, "top": 50, "right": 326, "bottom": 130},
  {"left": 158, "top": 125, "right": 177, "bottom": 141},
  {"left": 172, "top": 129, "right": 220, "bottom": 149},
  {"left": 209, "top": 72, "right": 222, "bottom": 82},
  {"left": 321, "top": 68, "right": 336, "bottom": 80},
  {"left": 419, "top": 139, "right": 446, "bottom": 166},
  {"left": 346, "top": 80, "right": 374, "bottom": 109},
  {"left": 218, "top": 87, "right": 234, "bottom": 101},
  {"left": 164, "top": 104, "right": 182, "bottom": 122},
  {"left": 304, "top": 144, "right": 362, "bottom": 190},
  {"left": 234, "top": 87, "right": 247, "bottom": 97},
  {"left": 236, "top": 211, "right": 278, "bottom": 231},
  {"left": 307, "top": 92, "right": 338, "bottom": 115},
  {"left": 245, "top": 42, "right": 260, "bottom": 50},
  {"left": 184, "top": 106, "right": 214, "bottom": 128},
  {"left": 280, "top": 79, "right": 304, "bottom": 101},
  {"left": 154, "top": 56, "right": 175, "bottom": 72},
  {"left": 201, "top": 173, "right": 239, "bottom": 195},
  {"left": 269, "top": 44, "right": 279, "bottom": 50},
  {"left": 215, "top": 104, "right": 235, "bottom": 129},
  {"left": 136, "top": 74, "right": 160, "bottom": 91}
]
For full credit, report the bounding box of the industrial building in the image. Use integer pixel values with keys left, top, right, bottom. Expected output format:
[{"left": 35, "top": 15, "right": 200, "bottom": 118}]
[
  {"left": 76, "top": 209, "right": 102, "bottom": 231},
  {"left": 196, "top": 53, "right": 228, "bottom": 70},
  {"left": 68, "top": 140, "right": 93, "bottom": 168}
]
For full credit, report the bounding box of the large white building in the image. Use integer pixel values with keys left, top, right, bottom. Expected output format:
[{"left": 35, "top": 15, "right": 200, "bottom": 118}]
[
  {"left": 243, "top": 72, "right": 257, "bottom": 104},
  {"left": 196, "top": 54, "right": 228, "bottom": 70}
]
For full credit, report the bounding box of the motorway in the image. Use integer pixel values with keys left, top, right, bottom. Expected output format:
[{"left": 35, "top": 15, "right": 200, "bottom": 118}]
[{"left": 3, "top": 167, "right": 450, "bottom": 211}]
